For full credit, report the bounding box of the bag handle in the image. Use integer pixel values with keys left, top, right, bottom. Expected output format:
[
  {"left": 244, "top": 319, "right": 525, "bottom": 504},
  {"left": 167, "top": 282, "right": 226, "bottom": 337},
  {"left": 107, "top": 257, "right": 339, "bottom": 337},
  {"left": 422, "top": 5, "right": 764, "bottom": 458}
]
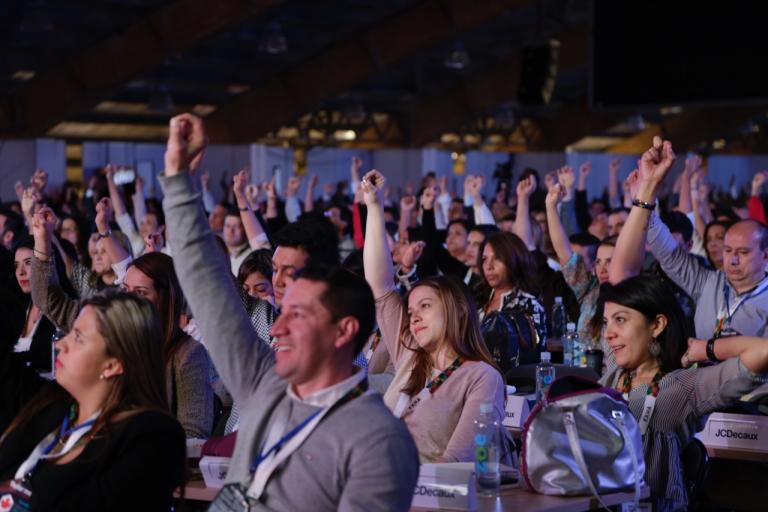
[
  {"left": 563, "top": 411, "right": 612, "bottom": 512},
  {"left": 563, "top": 410, "right": 643, "bottom": 512},
  {"left": 611, "top": 410, "right": 642, "bottom": 510}
]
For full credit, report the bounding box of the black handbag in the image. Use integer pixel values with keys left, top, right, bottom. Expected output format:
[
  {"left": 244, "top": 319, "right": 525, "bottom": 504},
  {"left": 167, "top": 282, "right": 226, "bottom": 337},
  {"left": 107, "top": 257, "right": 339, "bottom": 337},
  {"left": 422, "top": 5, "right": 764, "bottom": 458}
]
[{"left": 480, "top": 309, "right": 541, "bottom": 375}]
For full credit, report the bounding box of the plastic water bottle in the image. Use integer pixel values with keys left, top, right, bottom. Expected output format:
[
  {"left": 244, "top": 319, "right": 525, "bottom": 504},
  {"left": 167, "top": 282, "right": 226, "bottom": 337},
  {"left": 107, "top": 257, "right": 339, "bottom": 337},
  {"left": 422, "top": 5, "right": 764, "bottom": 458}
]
[
  {"left": 551, "top": 296, "right": 566, "bottom": 341},
  {"left": 562, "top": 322, "right": 578, "bottom": 367},
  {"left": 49, "top": 328, "right": 64, "bottom": 380},
  {"left": 536, "top": 352, "right": 555, "bottom": 402},
  {"left": 474, "top": 402, "right": 501, "bottom": 496},
  {"left": 570, "top": 323, "right": 585, "bottom": 367}
]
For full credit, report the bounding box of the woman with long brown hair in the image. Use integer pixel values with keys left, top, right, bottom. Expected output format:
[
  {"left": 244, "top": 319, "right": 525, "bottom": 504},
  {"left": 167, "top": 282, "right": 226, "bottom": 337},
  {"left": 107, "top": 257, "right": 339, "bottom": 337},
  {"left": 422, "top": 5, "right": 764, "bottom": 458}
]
[
  {"left": 31, "top": 208, "right": 213, "bottom": 438},
  {"left": 362, "top": 169, "right": 506, "bottom": 463},
  {"left": 123, "top": 252, "right": 214, "bottom": 438},
  {"left": 0, "top": 290, "right": 185, "bottom": 511}
]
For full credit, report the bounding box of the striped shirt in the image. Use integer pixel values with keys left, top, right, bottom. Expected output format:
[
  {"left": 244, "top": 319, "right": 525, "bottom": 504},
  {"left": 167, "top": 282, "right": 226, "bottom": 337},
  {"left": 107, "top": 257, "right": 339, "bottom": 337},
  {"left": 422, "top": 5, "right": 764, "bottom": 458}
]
[{"left": 601, "top": 357, "right": 763, "bottom": 511}]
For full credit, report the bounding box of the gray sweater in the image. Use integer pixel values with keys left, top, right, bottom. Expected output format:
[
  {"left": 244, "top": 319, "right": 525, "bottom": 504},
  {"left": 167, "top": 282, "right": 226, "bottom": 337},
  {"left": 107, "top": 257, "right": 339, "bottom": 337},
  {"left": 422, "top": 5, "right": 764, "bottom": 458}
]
[{"left": 160, "top": 172, "right": 419, "bottom": 512}]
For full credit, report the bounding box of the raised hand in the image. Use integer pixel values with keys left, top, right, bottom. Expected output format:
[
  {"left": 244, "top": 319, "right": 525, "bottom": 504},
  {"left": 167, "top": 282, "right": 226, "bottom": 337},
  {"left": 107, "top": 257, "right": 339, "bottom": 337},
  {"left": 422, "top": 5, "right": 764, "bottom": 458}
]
[
  {"left": 31, "top": 168, "right": 48, "bottom": 193},
  {"left": 545, "top": 183, "right": 563, "bottom": 209},
  {"left": 245, "top": 184, "right": 260, "bottom": 208},
  {"left": 517, "top": 176, "right": 536, "bottom": 200},
  {"left": 421, "top": 186, "right": 437, "bottom": 210},
  {"left": 144, "top": 226, "right": 165, "bottom": 254},
  {"left": 233, "top": 169, "right": 249, "bottom": 200},
  {"left": 400, "top": 240, "right": 426, "bottom": 270},
  {"left": 21, "top": 187, "right": 40, "bottom": 217},
  {"left": 638, "top": 135, "right": 676, "bottom": 185},
  {"left": 104, "top": 163, "right": 116, "bottom": 183},
  {"left": 95, "top": 198, "right": 114, "bottom": 234},
  {"left": 32, "top": 207, "right": 57, "bottom": 242},
  {"left": 609, "top": 159, "right": 621, "bottom": 175},
  {"left": 467, "top": 175, "right": 483, "bottom": 200},
  {"left": 308, "top": 174, "right": 318, "bottom": 189},
  {"left": 624, "top": 170, "right": 640, "bottom": 201},
  {"left": 400, "top": 194, "right": 416, "bottom": 213},
  {"left": 360, "top": 170, "right": 387, "bottom": 207},
  {"left": 264, "top": 176, "right": 277, "bottom": 200},
  {"left": 164, "top": 113, "right": 208, "bottom": 175},
  {"left": 557, "top": 166, "right": 575, "bottom": 192},
  {"left": 286, "top": 176, "right": 301, "bottom": 197},
  {"left": 579, "top": 161, "right": 592, "bottom": 180},
  {"left": 351, "top": 156, "right": 363, "bottom": 174},
  {"left": 752, "top": 170, "right": 768, "bottom": 196},
  {"left": 135, "top": 174, "right": 145, "bottom": 193},
  {"left": 544, "top": 172, "right": 557, "bottom": 191},
  {"left": 14, "top": 180, "right": 24, "bottom": 201}
]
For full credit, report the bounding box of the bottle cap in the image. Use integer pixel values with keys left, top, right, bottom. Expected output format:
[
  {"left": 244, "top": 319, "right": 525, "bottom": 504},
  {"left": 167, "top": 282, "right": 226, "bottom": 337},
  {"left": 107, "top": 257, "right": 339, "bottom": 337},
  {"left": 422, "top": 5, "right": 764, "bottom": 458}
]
[
  {"left": 479, "top": 402, "right": 494, "bottom": 413},
  {"left": 566, "top": 322, "right": 576, "bottom": 331},
  {"left": 554, "top": 296, "right": 562, "bottom": 303},
  {"left": 540, "top": 351, "right": 551, "bottom": 362}
]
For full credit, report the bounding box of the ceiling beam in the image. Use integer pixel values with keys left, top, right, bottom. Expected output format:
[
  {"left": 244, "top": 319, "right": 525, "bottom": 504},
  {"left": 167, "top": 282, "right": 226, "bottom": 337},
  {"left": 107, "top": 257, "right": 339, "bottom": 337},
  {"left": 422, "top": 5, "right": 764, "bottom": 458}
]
[
  {"left": 204, "top": 0, "right": 533, "bottom": 144},
  {"left": 0, "top": 0, "right": 284, "bottom": 138},
  {"left": 406, "top": 25, "right": 590, "bottom": 147}
]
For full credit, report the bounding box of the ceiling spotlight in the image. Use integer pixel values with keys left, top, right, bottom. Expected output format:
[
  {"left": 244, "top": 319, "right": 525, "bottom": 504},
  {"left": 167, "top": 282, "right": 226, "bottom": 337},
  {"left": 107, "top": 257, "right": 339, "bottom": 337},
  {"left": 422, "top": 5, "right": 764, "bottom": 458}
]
[
  {"left": 444, "top": 41, "right": 470, "bottom": 71},
  {"left": 334, "top": 129, "right": 357, "bottom": 141},
  {"left": 260, "top": 22, "right": 288, "bottom": 55}
]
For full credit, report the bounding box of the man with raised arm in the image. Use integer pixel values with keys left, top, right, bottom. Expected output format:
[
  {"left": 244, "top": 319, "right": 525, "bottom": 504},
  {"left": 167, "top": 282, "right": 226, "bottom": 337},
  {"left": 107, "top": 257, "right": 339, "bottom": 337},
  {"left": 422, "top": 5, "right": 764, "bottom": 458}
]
[
  {"left": 609, "top": 136, "right": 768, "bottom": 340},
  {"left": 159, "top": 114, "right": 418, "bottom": 511}
]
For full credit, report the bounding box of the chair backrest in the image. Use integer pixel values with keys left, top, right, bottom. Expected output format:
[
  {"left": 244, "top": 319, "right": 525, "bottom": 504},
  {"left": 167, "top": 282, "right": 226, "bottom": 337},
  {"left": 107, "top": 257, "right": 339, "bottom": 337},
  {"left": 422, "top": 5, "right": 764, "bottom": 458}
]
[{"left": 681, "top": 438, "right": 709, "bottom": 506}]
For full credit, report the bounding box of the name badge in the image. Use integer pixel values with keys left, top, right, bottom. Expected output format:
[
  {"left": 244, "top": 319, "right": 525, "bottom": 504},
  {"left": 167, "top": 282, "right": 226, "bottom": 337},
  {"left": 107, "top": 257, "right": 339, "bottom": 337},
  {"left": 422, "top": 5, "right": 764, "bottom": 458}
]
[
  {"left": 0, "top": 479, "right": 33, "bottom": 512},
  {"left": 502, "top": 395, "right": 530, "bottom": 429},
  {"left": 638, "top": 395, "right": 656, "bottom": 436}
]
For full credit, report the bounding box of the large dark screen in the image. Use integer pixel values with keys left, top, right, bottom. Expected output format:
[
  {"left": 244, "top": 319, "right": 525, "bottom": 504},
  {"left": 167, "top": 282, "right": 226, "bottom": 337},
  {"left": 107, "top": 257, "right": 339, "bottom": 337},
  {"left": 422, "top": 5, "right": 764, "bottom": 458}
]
[{"left": 591, "top": 2, "right": 768, "bottom": 108}]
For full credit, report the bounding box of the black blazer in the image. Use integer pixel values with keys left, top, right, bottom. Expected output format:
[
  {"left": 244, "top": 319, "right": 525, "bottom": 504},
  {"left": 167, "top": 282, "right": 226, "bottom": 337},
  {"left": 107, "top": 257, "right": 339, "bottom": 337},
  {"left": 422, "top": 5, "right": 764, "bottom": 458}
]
[
  {"left": 0, "top": 334, "right": 186, "bottom": 511},
  {"left": 3, "top": 296, "right": 56, "bottom": 373}
]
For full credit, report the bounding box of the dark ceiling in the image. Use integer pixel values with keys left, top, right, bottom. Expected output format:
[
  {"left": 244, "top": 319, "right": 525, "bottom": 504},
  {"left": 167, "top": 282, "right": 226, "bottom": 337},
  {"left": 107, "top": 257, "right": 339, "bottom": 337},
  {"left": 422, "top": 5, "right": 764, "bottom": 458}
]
[{"left": 1, "top": 0, "right": 766, "bottom": 153}]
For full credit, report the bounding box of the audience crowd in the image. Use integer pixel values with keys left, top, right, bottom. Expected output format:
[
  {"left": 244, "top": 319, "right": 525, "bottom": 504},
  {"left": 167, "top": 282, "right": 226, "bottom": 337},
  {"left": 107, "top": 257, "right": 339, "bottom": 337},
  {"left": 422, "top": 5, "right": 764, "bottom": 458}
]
[{"left": 1, "top": 114, "right": 768, "bottom": 511}]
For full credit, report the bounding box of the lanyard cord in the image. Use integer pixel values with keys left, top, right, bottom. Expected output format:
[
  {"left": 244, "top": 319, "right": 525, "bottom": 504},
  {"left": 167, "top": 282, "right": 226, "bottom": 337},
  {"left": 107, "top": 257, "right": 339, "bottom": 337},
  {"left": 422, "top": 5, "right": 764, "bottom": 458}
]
[
  {"left": 620, "top": 370, "right": 663, "bottom": 398},
  {"left": 249, "top": 379, "right": 368, "bottom": 473},
  {"left": 425, "top": 357, "right": 464, "bottom": 395}
]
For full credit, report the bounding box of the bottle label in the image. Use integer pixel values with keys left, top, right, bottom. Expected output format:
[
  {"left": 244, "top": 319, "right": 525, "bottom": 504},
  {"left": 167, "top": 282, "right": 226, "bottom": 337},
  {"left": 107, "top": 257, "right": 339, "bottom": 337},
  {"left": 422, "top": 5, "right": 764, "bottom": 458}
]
[
  {"left": 542, "top": 374, "right": 553, "bottom": 385},
  {"left": 475, "top": 433, "right": 489, "bottom": 474}
]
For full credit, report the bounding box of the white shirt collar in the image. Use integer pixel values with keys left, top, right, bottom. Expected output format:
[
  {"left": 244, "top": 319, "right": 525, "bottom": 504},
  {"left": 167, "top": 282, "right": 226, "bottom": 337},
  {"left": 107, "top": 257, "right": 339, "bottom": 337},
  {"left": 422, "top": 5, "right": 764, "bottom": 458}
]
[{"left": 286, "top": 368, "right": 367, "bottom": 408}]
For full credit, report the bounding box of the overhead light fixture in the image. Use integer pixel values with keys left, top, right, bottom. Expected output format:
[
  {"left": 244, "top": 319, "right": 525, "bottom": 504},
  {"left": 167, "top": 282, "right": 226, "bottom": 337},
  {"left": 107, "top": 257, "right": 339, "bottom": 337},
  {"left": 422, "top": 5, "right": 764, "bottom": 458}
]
[
  {"left": 334, "top": 129, "right": 357, "bottom": 141},
  {"left": 12, "top": 70, "right": 35, "bottom": 81},
  {"left": 260, "top": 22, "right": 288, "bottom": 55},
  {"left": 444, "top": 41, "right": 470, "bottom": 71}
]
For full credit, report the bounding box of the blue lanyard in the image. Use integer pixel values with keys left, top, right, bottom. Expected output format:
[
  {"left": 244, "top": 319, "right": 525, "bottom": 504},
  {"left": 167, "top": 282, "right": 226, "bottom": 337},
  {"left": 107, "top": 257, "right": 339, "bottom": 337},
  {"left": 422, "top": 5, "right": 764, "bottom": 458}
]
[
  {"left": 249, "top": 379, "right": 368, "bottom": 473},
  {"left": 41, "top": 415, "right": 98, "bottom": 456},
  {"left": 249, "top": 410, "right": 321, "bottom": 472}
]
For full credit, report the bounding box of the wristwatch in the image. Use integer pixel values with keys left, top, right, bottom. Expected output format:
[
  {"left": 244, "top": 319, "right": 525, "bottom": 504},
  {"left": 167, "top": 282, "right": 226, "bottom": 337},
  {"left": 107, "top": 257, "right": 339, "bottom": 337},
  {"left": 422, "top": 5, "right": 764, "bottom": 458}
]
[
  {"left": 97, "top": 228, "right": 112, "bottom": 240},
  {"left": 706, "top": 338, "right": 721, "bottom": 363}
]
